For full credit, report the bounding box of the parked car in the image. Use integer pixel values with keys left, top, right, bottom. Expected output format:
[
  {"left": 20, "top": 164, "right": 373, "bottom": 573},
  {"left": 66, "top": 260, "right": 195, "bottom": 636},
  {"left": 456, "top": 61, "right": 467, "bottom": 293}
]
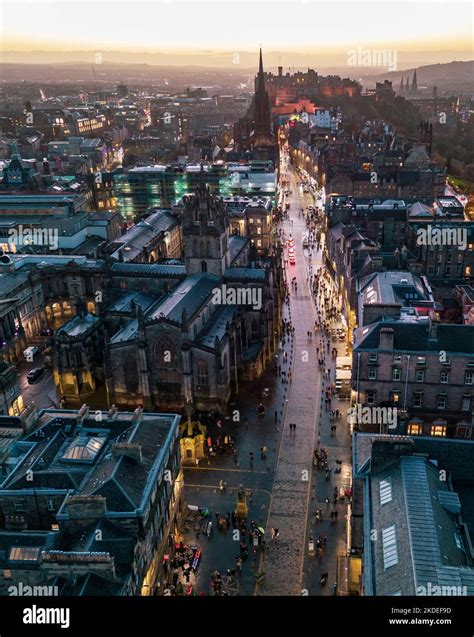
[{"left": 27, "top": 367, "right": 44, "bottom": 384}]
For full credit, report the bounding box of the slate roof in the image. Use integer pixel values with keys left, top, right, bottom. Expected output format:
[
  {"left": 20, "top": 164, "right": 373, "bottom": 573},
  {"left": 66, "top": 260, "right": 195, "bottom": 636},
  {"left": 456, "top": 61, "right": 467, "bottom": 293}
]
[
  {"left": 56, "top": 313, "right": 99, "bottom": 338},
  {"left": 228, "top": 235, "right": 248, "bottom": 263},
  {"left": 354, "top": 321, "right": 474, "bottom": 354},
  {"left": 110, "top": 318, "right": 139, "bottom": 344},
  {"left": 108, "top": 291, "right": 158, "bottom": 314},
  {"left": 148, "top": 272, "right": 219, "bottom": 322},
  {"left": 109, "top": 210, "right": 177, "bottom": 262},
  {"left": 400, "top": 456, "right": 474, "bottom": 593},
  {"left": 224, "top": 267, "right": 266, "bottom": 282},
  {"left": 198, "top": 304, "right": 236, "bottom": 348},
  {"left": 81, "top": 415, "right": 177, "bottom": 513},
  {"left": 110, "top": 262, "right": 185, "bottom": 277}
]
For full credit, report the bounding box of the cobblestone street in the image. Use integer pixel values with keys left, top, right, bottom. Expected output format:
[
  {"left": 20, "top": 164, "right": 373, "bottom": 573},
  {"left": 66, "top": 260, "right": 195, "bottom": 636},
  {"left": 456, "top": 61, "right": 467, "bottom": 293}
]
[{"left": 182, "top": 153, "right": 353, "bottom": 596}]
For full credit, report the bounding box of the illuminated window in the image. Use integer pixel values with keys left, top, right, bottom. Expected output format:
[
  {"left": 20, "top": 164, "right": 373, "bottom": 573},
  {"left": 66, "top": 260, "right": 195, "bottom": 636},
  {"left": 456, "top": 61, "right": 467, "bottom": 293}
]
[
  {"left": 431, "top": 425, "right": 447, "bottom": 437},
  {"left": 408, "top": 423, "right": 422, "bottom": 435}
]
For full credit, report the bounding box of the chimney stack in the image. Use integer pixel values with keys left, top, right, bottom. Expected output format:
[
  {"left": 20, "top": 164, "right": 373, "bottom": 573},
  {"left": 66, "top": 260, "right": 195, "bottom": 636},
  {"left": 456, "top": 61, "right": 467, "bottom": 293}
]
[{"left": 379, "top": 326, "right": 394, "bottom": 350}]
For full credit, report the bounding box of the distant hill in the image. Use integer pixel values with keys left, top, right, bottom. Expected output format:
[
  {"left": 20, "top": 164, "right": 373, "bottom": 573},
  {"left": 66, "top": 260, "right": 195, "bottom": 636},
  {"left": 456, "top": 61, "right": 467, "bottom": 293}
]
[{"left": 360, "top": 61, "right": 474, "bottom": 92}]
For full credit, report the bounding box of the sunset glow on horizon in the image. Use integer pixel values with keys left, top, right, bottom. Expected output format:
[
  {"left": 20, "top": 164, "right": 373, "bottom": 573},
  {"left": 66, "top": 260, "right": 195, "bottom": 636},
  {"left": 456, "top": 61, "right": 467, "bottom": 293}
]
[{"left": 1, "top": 0, "right": 473, "bottom": 64}]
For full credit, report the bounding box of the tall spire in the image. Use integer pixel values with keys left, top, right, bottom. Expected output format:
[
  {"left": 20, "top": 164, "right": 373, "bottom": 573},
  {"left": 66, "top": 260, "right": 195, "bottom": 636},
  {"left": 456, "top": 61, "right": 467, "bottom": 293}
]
[
  {"left": 257, "top": 47, "right": 265, "bottom": 95},
  {"left": 253, "top": 48, "right": 271, "bottom": 137},
  {"left": 411, "top": 69, "right": 417, "bottom": 94}
]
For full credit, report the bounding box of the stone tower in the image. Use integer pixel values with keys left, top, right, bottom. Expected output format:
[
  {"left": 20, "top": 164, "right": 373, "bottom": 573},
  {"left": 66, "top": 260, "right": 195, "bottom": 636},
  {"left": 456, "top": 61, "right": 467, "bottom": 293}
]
[{"left": 182, "top": 175, "right": 229, "bottom": 277}]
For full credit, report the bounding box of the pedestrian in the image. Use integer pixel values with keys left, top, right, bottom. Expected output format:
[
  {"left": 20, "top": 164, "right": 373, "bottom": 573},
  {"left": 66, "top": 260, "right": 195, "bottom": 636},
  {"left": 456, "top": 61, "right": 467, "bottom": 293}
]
[{"left": 249, "top": 451, "right": 254, "bottom": 467}]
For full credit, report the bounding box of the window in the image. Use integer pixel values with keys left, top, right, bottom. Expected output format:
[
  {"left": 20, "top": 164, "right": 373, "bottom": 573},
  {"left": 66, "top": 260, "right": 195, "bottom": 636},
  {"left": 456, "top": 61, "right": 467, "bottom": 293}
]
[
  {"left": 431, "top": 424, "right": 447, "bottom": 437},
  {"left": 415, "top": 370, "right": 425, "bottom": 383},
  {"left": 124, "top": 354, "right": 139, "bottom": 394},
  {"left": 416, "top": 356, "right": 426, "bottom": 365},
  {"left": 465, "top": 371, "right": 473, "bottom": 385},
  {"left": 393, "top": 354, "right": 402, "bottom": 363},
  {"left": 379, "top": 478, "right": 392, "bottom": 505},
  {"left": 367, "top": 391, "right": 375, "bottom": 405},
  {"left": 196, "top": 360, "right": 209, "bottom": 387},
  {"left": 413, "top": 392, "right": 423, "bottom": 408},
  {"left": 9, "top": 547, "right": 41, "bottom": 561},
  {"left": 47, "top": 499, "right": 54, "bottom": 512},
  {"left": 454, "top": 532, "right": 463, "bottom": 551},
  {"left": 368, "top": 367, "right": 377, "bottom": 380},
  {"left": 456, "top": 426, "right": 470, "bottom": 439},
  {"left": 382, "top": 525, "right": 398, "bottom": 570},
  {"left": 437, "top": 395, "right": 447, "bottom": 409},
  {"left": 3, "top": 570, "right": 11, "bottom": 579},
  {"left": 368, "top": 353, "right": 378, "bottom": 363},
  {"left": 13, "top": 498, "right": 25, "bottom": 513},
  {"left": 462, "top": 396, "right": 471, "bottom": 411},
  {"left": 391, "top": 392, "right": 400, "bottom": 404},
  {"left": 392, "top": 368, "right": 401, "bottom": 381},
  {"left": 408, "top": 423, "right": 422, "bottom": 435},
  {"left": 440, "top": 371, "right": 449, "bottom": 384}
]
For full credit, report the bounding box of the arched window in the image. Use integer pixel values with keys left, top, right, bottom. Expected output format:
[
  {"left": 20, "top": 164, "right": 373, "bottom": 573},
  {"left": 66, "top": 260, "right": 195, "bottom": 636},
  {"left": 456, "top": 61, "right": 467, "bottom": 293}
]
[
  {"left": 196, "top": 359, "right": 209, "bottom": 386},
  {"left": 201, "top": 261, "right": 207, "bottom": 273},
  {"left": 124, "top": 353, "right": 139, "bottom": 393}
]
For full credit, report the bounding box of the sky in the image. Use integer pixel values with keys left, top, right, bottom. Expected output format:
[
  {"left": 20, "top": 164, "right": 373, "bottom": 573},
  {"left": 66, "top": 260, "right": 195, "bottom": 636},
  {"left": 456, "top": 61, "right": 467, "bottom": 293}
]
[{"left": 1, "top": 0, "right": 473, "bottom": 67}]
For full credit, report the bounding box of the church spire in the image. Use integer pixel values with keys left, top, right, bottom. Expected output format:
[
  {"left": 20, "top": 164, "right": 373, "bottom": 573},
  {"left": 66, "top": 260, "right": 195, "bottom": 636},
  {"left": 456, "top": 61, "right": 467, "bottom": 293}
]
[
  {"left": 257, "top": 47, "right": 265, "bottom": 95},
  {"left": 253, "top": 48, "right": 271, "bottom": 137}
]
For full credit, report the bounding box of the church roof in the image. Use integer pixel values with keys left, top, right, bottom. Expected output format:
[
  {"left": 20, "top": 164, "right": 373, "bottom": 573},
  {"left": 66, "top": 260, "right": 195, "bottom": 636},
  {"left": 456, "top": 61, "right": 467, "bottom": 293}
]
[{"left": 148, "top": 272, "right": 220, "bottom": 322}]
